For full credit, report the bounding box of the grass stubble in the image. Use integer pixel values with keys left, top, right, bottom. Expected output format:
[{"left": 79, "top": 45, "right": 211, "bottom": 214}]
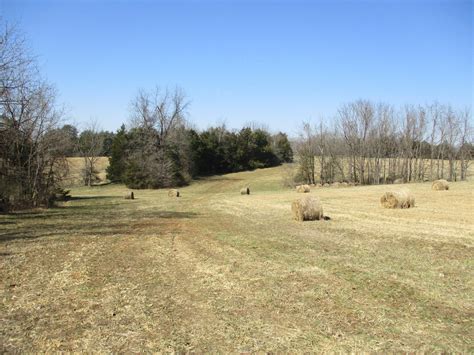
[{"left": 1, "top": 165, "right": 473, "bottom": 352}]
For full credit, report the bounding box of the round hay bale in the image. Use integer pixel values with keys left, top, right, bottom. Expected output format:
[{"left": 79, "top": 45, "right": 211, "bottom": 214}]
[
  {"left": 331, "top": 182, "right": 341, "bottom": 188},
  {"left": 323, "top": 183, "right": 330, "bottom": 187},
  {"left": 380, "top": 189, "right": 415, "bottom": 209},
  {"left": 394, "top": 178, "right": 404, "bottom": 184},
  {"left": 168, "top": 189, "right": 180, "bottom": 197},
  {"left": 432, "top": 179, "right": 449, "bottom": 191},
  {"left": 296, "top": 184, "right": 311, "bottom": 193},
  {"left": 341, "top": 182, "right": 349, "bottom": 187},
  {"left": 124, "top": 191, "right": 134, "bottom": 200},
  {"left": 292, "top": 195, "right": 324, "bottom": 221},
  {"left": 316, "top": 183, "right": 322, "bottom": 188},
  {"left": 240, "top": 187, "right": 250, "bottom": 195}
]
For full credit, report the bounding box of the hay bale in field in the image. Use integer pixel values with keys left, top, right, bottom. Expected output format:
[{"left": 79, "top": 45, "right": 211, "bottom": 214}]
[
  {"left": 331, "top": 182, "right": 341, "bottom": 188},
  {"left": 341, "top": 182, "right": 349, "bottom": 187},
  {"left": 380, "top": 189, "right": 415, "bottom": 209},
  {"left": 292, "top": 195, "right": 324, "bottom": 221},
  {"left": 168, "top": 189, "right": 180, "bottom": 197},
  {"left": 124, "top": 191, "right": 134, "bottom": 200},
  {"left": 240, "top": 186, "right": 250, "bottom": 195},
  {"left": 323, "top": 183, "right": 330, "bottom": 187},
  {"left": 296, "top": 184, "right": 311, "bottom": 193},
  {"left": 394, "top": 178, "right": 404, "bottom": 184},
  {"left": 316, "top": 183, "right": 322, "bottom": 188},
  {"left": 432, "top": 179, "right": 449, "bottom": 191}
]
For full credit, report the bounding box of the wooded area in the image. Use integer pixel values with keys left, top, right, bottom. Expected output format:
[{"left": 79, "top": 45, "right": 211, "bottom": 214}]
[
  {"left": 0, "top": 23, "right": 67, "bottom": 211},
  {"left": 1, "top": 21, "right": 472, "bottom": 211},
  {"left": 295, "top": 100, "right": 472, "bottom": 185}
]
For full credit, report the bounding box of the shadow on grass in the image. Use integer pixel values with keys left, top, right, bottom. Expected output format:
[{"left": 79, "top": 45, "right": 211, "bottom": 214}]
[
  {"left": 68, "top": 195, "right": 117, "bottom": 201},
  {"left": 0, "top": 221, "right": 16, "bottom": 225},
  {"left": 195, "top": 176, "right": 245, "bottom": 182},
  {"left": 0, "top": 209, "right": 199, "bottom": 243},
  {"left": 154, "top": 211, "right": 198, "bottom": 219}
]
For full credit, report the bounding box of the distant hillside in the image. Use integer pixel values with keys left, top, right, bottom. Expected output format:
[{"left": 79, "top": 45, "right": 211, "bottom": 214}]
[{"left": 63, "top": 157, "right": 110, "bottom": 187}]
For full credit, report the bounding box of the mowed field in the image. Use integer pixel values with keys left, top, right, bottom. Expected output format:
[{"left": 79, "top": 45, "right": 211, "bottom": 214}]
[{"left": 1, "top": 163, "right": 473, "bottom": 352}]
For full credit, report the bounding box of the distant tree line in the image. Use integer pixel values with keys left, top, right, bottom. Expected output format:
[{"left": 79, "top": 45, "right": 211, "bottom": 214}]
[
  {"left": 46, "top": 124, "right": 114, "bottom": 158},
  {"left": 295, "top": 100, "right": 473, "bottom": 185},
  {"left": 0, "top": 22, "right": 291, "bottom": 210},
  {"left": 105, "top": 88, "right": 293, "bottom": 188},
  {"left": 2, "top": 20, "right": 470, "bottom": 211}
]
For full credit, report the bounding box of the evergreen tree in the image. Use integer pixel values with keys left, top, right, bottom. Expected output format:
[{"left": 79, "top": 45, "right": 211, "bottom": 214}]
[
  {"left": 272, "top": 132, "right": 293, "bottom": 163},
  {"left": 106, "top": 124, "right": 128, "bottom": 182}
]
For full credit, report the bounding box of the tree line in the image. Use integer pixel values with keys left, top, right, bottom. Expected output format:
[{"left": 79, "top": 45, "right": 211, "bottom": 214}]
[
  {"left": 1, "top": 21, "right": 471, "bottom": 212},
  {"left": 295, "top": 100, "right": 473, "bottom": 185},
  {"left": 45, "top": 90, "right": 293, "bottom": 188},
  {"left": 105, "top": 88, "right": 293, "bottom": 188},
  {"left": 0, "top": 22, "right": 292, "bottom": 210}
]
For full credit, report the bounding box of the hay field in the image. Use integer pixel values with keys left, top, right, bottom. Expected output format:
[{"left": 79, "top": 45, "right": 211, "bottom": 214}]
[
  {"left": 62, "top": 157, "right": 110, "bottom": 186},
  {"left": 1, "top": 165, "right": 473, "bottom": 352}
]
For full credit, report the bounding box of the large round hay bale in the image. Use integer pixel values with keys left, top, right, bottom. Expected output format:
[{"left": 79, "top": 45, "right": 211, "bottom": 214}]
[
  {"left": 331, "top": 182, "right": 340, "bottom": 188},
  {"left": 432, "top": 179, "right": 449, "bottom": 191},
  {"left": 168, "top": 189, "right": 180, "bottom": 197},
  {"left": 316, "top": 183, "right": 322, "bottom": 188},
  {"left": 341, "top": 182, "right": 349, "bottom": 187},
  {"left": 292, "top": 196, "right": 324, "bottom": 221},
  {"left": 124, "top": 191, "right": 134, "bottom": 200},
  {"left": 240, "top": 187, "right": 250, "bottom": 195},
  {"left": 380, "top": 189, "right": 415, "bottom": 209},
  {"left": 323, "top": 183, "right": 330, "bottom": 187},
  {"left": 296, "top": 184, "right": 310, "bottom": 193}
]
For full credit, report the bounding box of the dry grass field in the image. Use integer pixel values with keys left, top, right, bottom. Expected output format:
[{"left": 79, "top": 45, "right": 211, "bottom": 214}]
[
  {"left": 61, "top": 157, "right": 110, "bottom": 186},
  {"left": 1, "top": 164, "right": 473, "bottom": 352}
]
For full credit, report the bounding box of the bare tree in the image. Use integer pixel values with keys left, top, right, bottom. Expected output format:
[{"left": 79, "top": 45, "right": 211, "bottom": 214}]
[
  {"left": 127, "top": 87, "right": 190, "bottom": 188},
  {"left": 77, "top": 119, "right": 104, "bottom": 186},
  {"left": 458, "top": 108, "right": 473, "bottom": 180},
  {"left": 295, "top": 100, "right": 470, "bottom": 187},
  {"left": 444, "top": 107, "right": 461, "bottom": 181},
  {"left": 295, "top": 122, "right": 316, "bottom": 184},
  {"left": 427, "top": 103, "right": 441, "bottom": 180},
  {"left": 0, "top": 21, "right": 66, "bottom": 210}
]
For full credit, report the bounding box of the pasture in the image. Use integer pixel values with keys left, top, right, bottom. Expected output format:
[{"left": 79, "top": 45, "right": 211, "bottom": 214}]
[{"left": 1, "top": 164, "right": 473, "bottom": 352}]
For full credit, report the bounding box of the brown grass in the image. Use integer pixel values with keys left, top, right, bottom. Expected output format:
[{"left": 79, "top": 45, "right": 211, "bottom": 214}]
[
  {"left": 432, "top": 179, "right": 449, "bottom": 191},
  {"left": 291, "top": 195, "right": 324, "bottom": 221},
  {"left": 380, "top": 189, "right": 415, "bottom": 209},
  {"left": 1, "top": 163, "right": 473, "bottom": 352},
  {"left": 62, "top": 157, "right": 110, "bottom": 186}
]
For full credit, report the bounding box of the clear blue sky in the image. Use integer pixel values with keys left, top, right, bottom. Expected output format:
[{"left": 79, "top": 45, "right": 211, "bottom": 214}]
[{"left": 1, "top": 0, "right": 472, "bottom": 134}]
